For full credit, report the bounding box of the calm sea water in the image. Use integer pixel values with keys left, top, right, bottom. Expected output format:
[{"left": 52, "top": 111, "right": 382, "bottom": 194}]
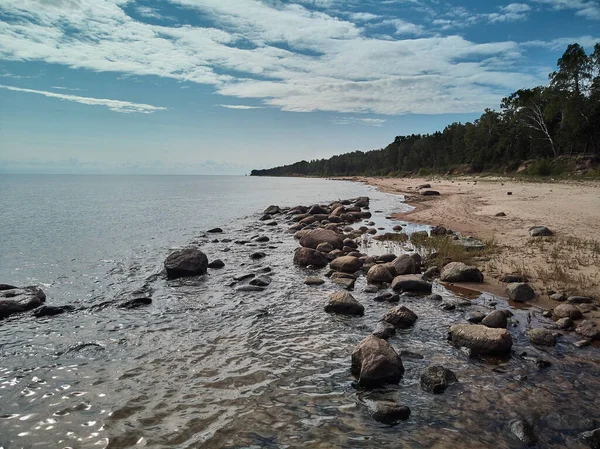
[{"left": 0, "top": 175, "right": 598, "bottom": 449}]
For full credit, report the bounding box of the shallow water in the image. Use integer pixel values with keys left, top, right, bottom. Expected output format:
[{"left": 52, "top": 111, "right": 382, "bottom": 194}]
[{"left": 0, "top": 175, "right": 599, "bottom": 449}]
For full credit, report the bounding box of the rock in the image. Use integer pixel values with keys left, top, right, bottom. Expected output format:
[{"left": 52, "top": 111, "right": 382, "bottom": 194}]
[
  {"left": 389, "top": 254, "right": 421, "bottom": 276},
  {"left": 330, "top": 256, "right": 362, "bottom": 273},
  {"left": 0, "top": 284, "right": 18, "bottom": 290},
  {"left": 575, "top": 320, "right": 600, "bottom": 340},
  {"left": 422, "top": 266, "right": 440, "bottom": 280},
  {"left": 550, "top": 293, "right": 566, "bottom": 302},
  {"left": 430, "top": 225, "right": 447, "bottom": 236},
  {"left": 373, "top": 321, "right": 397, "bottom": 339},
  {"left": 293, "top": 247, "right": 329, "bottom": 268},
  {"left": 233, "top": 273, "right": 255, "bottom": 282},
  {"left": 33, "top": 304, "right": 75, "bottom": 317},
  {"left": 265, "top": 220, "right": 278, "bottom": 226},
  {"left": 555, "top": 317, "right": 573, "bottom": 329},
  {"left": 495, "top": 212, "right": 507, "bottom": 217},
  {"left": 249, "top": 276, "right": 271, "bottom": 287},
  {"left": 440, "top": 262, "right": 484, "bottom": 283},
  {"left": 425, "top": 294, "right": 443, "bottom": 301},
  {"left": 377, "top": 254, "right": 396, "bottom": 264},
  {"left": 417, "top": 183, "right": 431, "bottom": 189},
  {"left": 529, "top": 226, "right": 553, "bottom": 237},
  {"left": 299, "top": 229, "right": 344, "bottom": 250},
  {"left": 507, "top": 191, "right": 512, "bottom": 195},
  {"left": 392, "top": 225, "right": 403, "bottom": 232},
  {"left": 308, "top": 204, "right": 329, "bottom": 215},
  {"left": 254, "top": 236, "right": 270, "bottom": 243},
  {"left": 343, "top": 239, "right": 358, "bottom": 249},
  {"left": 259, "top": 214, "right": 272, "bottom": 221},
  {"left": 382, "top": 305, "right": 418, "bottom": 328},
  {"left": 208, "top": 259, "right": 225, "bottom": 269},
  {"left": 440, "top": 302, "right": 456, "bottom": 311},
  {"left": 164, "top": 248, "right": 209, "bottom": 279},
  {"left": 575, "top": 339, "right": 592, "bottom": 348},
  {"left": 304, "top": 277, "right": 325, "bottom": 286},
  {"left": 0, "top": 286, "right": 47, "bottom": 319},
  {"left": 236, "top": 285, "right": 266, "bottom": 292},
  {"left": 568, "top": 296, "right": 593, "bottom": 304},
  {"left": 581, "top": 428, "right": 600, "bottom": 449},
  {"left": 391, "top": 277, "right": 432, "bottom": 293},
  {"left": 506, "top": 282, "right": 535, "bottom": 302},
  {"left": 421, "top": 190, "right": 440, "bottom": 196},
  {"left": 207, "top": 227, "right": 223, "bottom": 233},
  {"left": 117, "top": 297, "right": 152, "bottom": 309},
  {"left": 481, "top": 310, "right": 508, "bottom": 329},
  {"left": 331, "top": 277, "right": 356, "bottom": 290},
  {"left": 579, "top": 304, "right": 597, "bottom": 313},
  {"left": 372, "top": 293, "right": 397, "bottom": 302},
  {"left": 466, "top": 311, "right": 486, "bottom": 324},
  {"left": 366, "top": 265, "right": 394, "bottom": 283},
  {"left": 448, "top": 324, "right": 513, "bottom": 356},
  {"left": 366, "top": 400, "right": 411, "bottom": 425},
  {"left": 316, "top": 242, "right": 334, "bottom": 253},
  {"left": 263, "top": 205, "right": 281, "bottom": 215},
  {"left": 325, "top": 292, "right": 364, "bottom": 316},
  {"left": 250, "top": 251, "right": 267, "bottom": 260},
  {"left": 420, "top": 366, "right": 457, "bottom": 393},
  {"left": 499, "top": 273, "right": 528, "bottom": 283},
  {"left": 527, "top": 328, "right": 557, "bottom": 346},
  {"left": 510, "top": 419, "right": 537, "bottom": 446},
  {"left": 351, "top": 336, "right": 404, "bottom": 387},
  {"left": 553, "top": 303, "right": 582, "bottom": 320}
]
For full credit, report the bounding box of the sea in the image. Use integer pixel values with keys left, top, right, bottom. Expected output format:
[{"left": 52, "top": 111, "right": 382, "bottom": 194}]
[{"left": 0, "top": 174, "right": 598, "bottom": 449}]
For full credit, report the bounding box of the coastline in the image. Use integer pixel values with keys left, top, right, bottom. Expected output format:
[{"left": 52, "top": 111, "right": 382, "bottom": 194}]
[{"left": 350, "top": 175, "right": 600, "bottom": 315}]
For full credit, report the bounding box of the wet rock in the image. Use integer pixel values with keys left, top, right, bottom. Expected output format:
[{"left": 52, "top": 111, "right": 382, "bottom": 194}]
[
  {"left": 576, "top": 320, "right": 600, "bottom": 341},
  {"left": 234, "top": 273, "right": 255, "bottom": 282},
  {"left": 364, "top": 285, "right": 379, "bottom": 293},
  {"left": 250, "top": 251, "right": 267, "bottom": 260},
  {"left": 164, "top": 248, "right": 209, "bottom": 279},
  {"left": 392, "top": 225, "right": 403, "bottom": 232},
  {"left": 422, "top": 266, "right": 441, "bottom": 280},
  {"left": 259, "top": 214, "right": 272, "bottom": 221},
  {"left": 581, "top": 428, "right": 600, "bottom": 449},
  {"left": 293, "top": 247, "right": 329, "bottom": 268},
  {"left": 400, "top": 350, "right": 424, "bottom": 360},
  {"left": 330, "top": 256, "right": 362, "bottom": 273},
  {"left": 529, "top": 226, "right": 553, "bottom": 237},
  {"left": 325, "top": 292, "right": 364, "bottom": 316},
  {"left": 254, "top": 236, "right": 270, "bottom": 243},
  {"left": 377, "top": 254, "right": 396, "bottom": 263},
  {"left": 448, "top": 324, "right": 513, "bottom": 356},
  {"left": 366, "top": 400, "right": 411, "bottom": 425},
  {"left": 351, "top": 335, "right": 404, "bottom": 387},
  {"left": 316, "top": 242, "right": 334, "bottom": 253},
  {"left": 391, "top": 277, "right": 432, "bottom": 293},
  {"left": 550, "top": 293, "right": 566, "bottom": 302},
  {"left": 555, "top": 317, "right": 573, "bottom": 329},
  {"left": 308, "top": 204, "right": 329, "bottom": 215},
  {"left": 430, "top": 225, "right": 447, "bottom": 236},
  {"left": 440, "top": 262, "right": 484, "bottom": 283},
  {"left": 420, "top": 365, "right": 457, "bottom": 394},
  {"left": 373, "top": 321, "right": 396, "bottom": 339},
  {"left": 382, "top": 305, "right": 418, "bottom": 328},
  {"left": 0, "top": 284, "right": 18, "bottom": 290},
  {"left": 343, "top": 239, "right": 358, "bottom": 249},
  {"left": 425, "top": 294, "right": 443, "bottom": 301},
  {"left": 510, "top": 419, "right": 537, "bottom": 446},
  {"left": 527, "top": 328, "right": 557, "bottom": 346},
  {"left": 367, "top": 265, "right": 394, "bottom": 283},
  {"left": 304, "top": 277, "right": 325, "bottom": 286},
  {"left": 299, "top": 229, "right": 344, "bottom": 250},
  {"left": 389, "top": 254, "right": 421, "bottom": 276},
  {"left": 208, "top": 259, "right": 225, "bottom": 269},
  {"left": 568, "top": 296, "right": 593, "bottom": 304},
  {"left": 0, "top": 286, "right": 47, "bottom": 319},
  {"left": 440, "top": 302, "right": 456, "bottom": 311},
  {"left": 249, "top": 276, "right": 271, "bottom": 287},
  {"left": 236, "top": 285, "right": 266, "bottom": 292},
  {"left": 481, "top": 310, "right": 508, "bottom": 329},
  {"left": 553, "top": 303, "right": 582, "bottom": 320},
  {"left": 575, "top": 339, "right": 592, "bottom": 348},
  {"left": 421, "top": 190, "right": 440, "bottom": 196},
  {"left": 507, "top": 282, "right": 535, "bottom": 302},
  {"left": 33, "top": 304, "right": 75, "bottom": 317},
  {"left": 372, "top": 293, "right": 397, "bottom": 303},
  {"left": 499, "top": 273, "right": 528, "bottom": 283},
  {"left": 466, "top": 311, "right": 486, "bottom": 324},
  {"left": 207, "top": 227, "right": 223, "bottom": 233},
  {"left": 331, "top": 277, "right": 355, "bottom": 290},
  {"left": 263, "top": 205, "right": 282, "bottom": 215},
  {"left": 117, "top": 297, "right": 152, "bottom": 309}
]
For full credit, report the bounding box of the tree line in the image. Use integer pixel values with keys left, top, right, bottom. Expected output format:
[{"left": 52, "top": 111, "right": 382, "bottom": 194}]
[{"left": 251, "top": 42, "right": 600, "bottom": 177}]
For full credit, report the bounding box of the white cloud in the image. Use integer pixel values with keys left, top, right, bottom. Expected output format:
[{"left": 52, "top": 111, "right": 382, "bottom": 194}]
[
  {"left": 0, "top": 84, "right": 167, "bottom": 113},
  {"left": 332, "top": 116, "right": 386, "bottom": 126},
  {"left": 534, "top": 0, "right": 600, "bottom": 20},
  {"left": 218, "top": 104, "right": 263, "bottom": 109},
  {"left": 348, "top": 12, "right": 380, "bottom": 22},
  {"left": 523, "top": 35, "right": 600, "bottom": 50}
]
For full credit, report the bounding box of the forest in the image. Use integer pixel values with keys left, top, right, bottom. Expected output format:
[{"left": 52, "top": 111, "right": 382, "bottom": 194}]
[{"left": 251, "top": 43, "right": 600, "bottom": 177}]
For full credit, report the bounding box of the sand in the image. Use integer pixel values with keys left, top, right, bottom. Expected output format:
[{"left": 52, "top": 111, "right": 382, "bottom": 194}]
[{"left": 354, "top": 176, "right": 600, "bottom": 311}]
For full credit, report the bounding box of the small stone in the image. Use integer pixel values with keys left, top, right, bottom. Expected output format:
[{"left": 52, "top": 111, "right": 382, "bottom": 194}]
[
  {"left": 208, "top": 259, "right": 225, "bottom": 269},
  {"left": 325, "top": 292, "right": 364, "bottom": 316},
  {"left": 567, "top": 296, "right": 593, "bottom": 304},
  {"left": 510, "top": 419, "right": 537, "bottom": 446},
  {"left": 506, "top": 282, "right": 535, "bottom": 302},
  {"left": 366, "top": 401, "right": 411, "bottom": 425},
  {"left": 304, "top": 277, "right": 325, "bottom": 286},
  {"left": 207, "top": 227, "right": 223, "bottom": 233},
  {"left": 495, "top": 212, "right": 506, "bottom": 217},
  {"left": 425, "top": 294, "right": 443, "bottom": 301},
  {"left": 466, "top": 311, "right": 486, "bottom": 323},
  {"left": 529, "top": 226, "right": 553, "bottom": 237},
  {"left": 373, "top": 321, "right": 396, "bottom": 339},
  {"left": 249, "top": 276, "right": 271, "bottom": 287},
  {"left": 550, "top": 293, "right": 566, "bottom": 302},
  {"left": 555, "top": 317, "right": 573, "bottom": 329},
  {"left": 481, "top": 310, "right": 508, "bottom": 328},
  {"left": 527, "top": 328, "right": 557, "bottom": 346},
  {"left": 420, "top": 365, "right": 457, "bottom": 394}
]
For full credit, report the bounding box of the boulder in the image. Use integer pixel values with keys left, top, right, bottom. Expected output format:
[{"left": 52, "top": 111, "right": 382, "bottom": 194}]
[
  {"left": 164, "top": 248, "right": 209, "bottom": 279},
  {"left": 527, "top": 328, "right": 557, "bottom": 346},
  {"left": 293, "top": 247, "right": 329, "bottom": 268},
  {"left": 440, "top": 262, "right": 484, "bottom": 283},
  {"left": 325, "top": 292, "right": 364, "bottom": 316},
  {"left": 529, "top": 226, "right": 553, "bottom": 237},
  {"left": 550, "top": 293, "right": 566, "bottom": 302},
  {"left": 0, "top": 286, "right": 46, "bottom": 319},
  {"left": 366, "top": 265, "right": 394, "bottom": 283},
  {"left": 351, "top": 336, "right": 404, "bottom": 387},
  {"left": 448, "top": 324, "right": 513, "bottom": 356},
  {"left": 299, "top": 229, "right": 344, "bottom": 250},
  {"left": 263, "top": 205, "right": 282, "bottom": 215},
  {"left": 506, "top": 283, "right": 535, "bottom": 302},
  {"left": 330, "top": 256, "right": 363, "bottom": 273},
  {"left": 389, "top": 254, "right": 421, "bottom": 276},
  {"left": 373, "top": 321, "right": 396, "bottom": 339},
  {"left": 430, "top": 225, "right": 447, "bottom": 236},
  {"left": 382, "top": 305, "right": 418, "bottom": 328},
  {"left": 481, "top": 310, "right": 508, "bottom": 329},
  {"left": 391, "top": 277, "right": 432, "bottom": 293},
  {"left": 575, "top": 320, "right": 600, "bottom": 340},
  {"left": 254, "top": 236, "right": 270, "bottom": 243},
  {"left": 553, "top": 303, "right": 582, "bottom": 319},
  {"left": 365, "top": 400, "right": 411, "bottom": 425},
  {"left": 420, "top": 366, "right": 457, "bottom": 394}
]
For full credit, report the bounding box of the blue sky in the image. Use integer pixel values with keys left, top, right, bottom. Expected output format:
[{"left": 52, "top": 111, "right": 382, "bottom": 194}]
[{"left": 0, "top": 0, "right": 598, "bottom": 174}]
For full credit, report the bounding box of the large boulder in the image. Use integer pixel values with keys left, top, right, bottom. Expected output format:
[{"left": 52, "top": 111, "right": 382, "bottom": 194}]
[
  {"left": 299, "top": 229, "right": 344, "bottom": 250},
  {"left": 553, "top": 303, "right": 582, "bottom": 320},
  {"left": 440, "top": 262, "right": 484, "bottom": 283},
  {"left": 330, "top": 256, "right": 363, "bottom": 273},
  {"left": 351, "top": 335, "right": 404, "bottom": 387},
  {"left": 366, "top": 265, "right": 394, "bottom": 283},
  {"left": 420, "top": 365, "right": 458, "bottom": 393},
  {"left": 325, "top": 292, "right": 364, "bottom": 316},
  {"left": 164, "top": 248, "right": 209, "bottom": 279},
  {"left": 293, "top": 247, "right": 329, "bottom": 267},
  {"left": 448, "top": 324, "right": 513, "bottom": 356},
  {"left": 0, "top": 286, "right": 46, "bottom": 319},
  {"left": 391, "top": 277, "right": 432, "bottom": 293},
  {"left": 506, "top": 282, "right": 535, "bottom": 302},
  {"left": 382, "top": 305, "right": 418, "bottom": 328},
  {"left": 388, "top": 254, "right": 421, "bottom": 276}
]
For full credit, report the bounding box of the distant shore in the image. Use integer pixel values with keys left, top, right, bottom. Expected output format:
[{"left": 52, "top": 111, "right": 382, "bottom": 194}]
[{"left": 349, "top": 175, "right": 600, "bottom": 314}]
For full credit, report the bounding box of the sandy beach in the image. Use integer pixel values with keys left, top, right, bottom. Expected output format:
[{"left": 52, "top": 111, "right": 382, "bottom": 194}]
[{"left": 355, "top": 176, "right": 600, "bottom": 310}]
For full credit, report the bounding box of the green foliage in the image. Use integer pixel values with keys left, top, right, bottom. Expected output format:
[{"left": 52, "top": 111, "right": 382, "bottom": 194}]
[{"left": 251, "top": 42, "right": 600, "bottom": 178}]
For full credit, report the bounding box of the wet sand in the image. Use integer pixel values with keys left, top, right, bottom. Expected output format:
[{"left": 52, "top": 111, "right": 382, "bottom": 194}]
[{"left": 353, "top": 176, "right": 600, "bottom": 312}]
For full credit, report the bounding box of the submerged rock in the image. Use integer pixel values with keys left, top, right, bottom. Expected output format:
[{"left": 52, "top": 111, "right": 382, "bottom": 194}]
[
  {"left": 325, "top": 292, "right": 364, "bottom": 316},
  {"left": 351, "top": 335, "right": 404, "bottom": 387},
  {"left": 33, "top": 304, "right": 75, "bottom": 317},
  {"left": 208, "top": 259, "right": 225, "bottom": 269},
  {"left": 164, "top": 247, "right": 209, "bottom": 279},
  {"left": 365, "top": 400, "right": 411, "bottom": 425},
  {"left": 0, "top": 286, "right": 46, "bottom": 319},
  {"left": 382, "top": 305, "right": 418, "bottom": 328},
  {"left": 510, "top": 419, "right": 537, "bottom": 446},
  {"left": 527, "top": 328, "right": 558, "bottom": 346},
  {"left": 420, "top": 365, "right": 458, "bottom": 394},
  {"left": 440, "top": 262, "right": 484, "bottom": 283},
  {"left": 249, "top": 276, "right": 271, "bottom": 287},
  {"left": 207, "top": 227, "right": 223, "bottom": 233},
  {"left": 448, "top": 324, "right": 513, "bottom": 356},
  {"left": 117, "top": 297, "right": 152, "bottom": 309}
]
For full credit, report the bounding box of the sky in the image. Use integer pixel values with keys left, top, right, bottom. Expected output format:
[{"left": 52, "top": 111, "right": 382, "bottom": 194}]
[{"left": 0, "top": 0, "right": 599, "bottom": 174}]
